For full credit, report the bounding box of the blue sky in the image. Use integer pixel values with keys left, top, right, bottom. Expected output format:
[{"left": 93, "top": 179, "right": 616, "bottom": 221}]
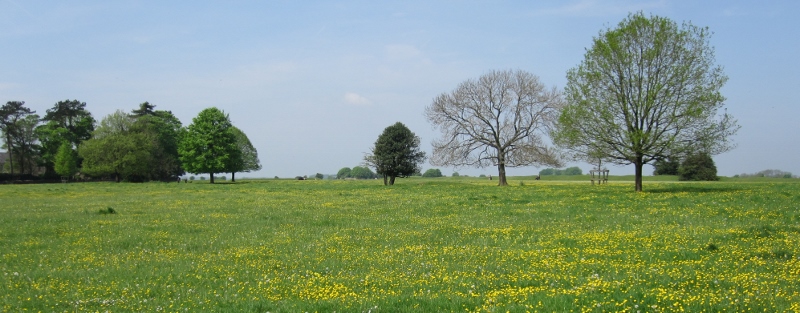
[{"left": 2, "top": 0, "right": 798, "bottom": 178}]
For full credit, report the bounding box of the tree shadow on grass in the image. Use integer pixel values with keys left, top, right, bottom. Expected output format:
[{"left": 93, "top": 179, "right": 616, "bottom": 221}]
[{"left": 645, "top": 184, "right": 745, "bottom": 194}]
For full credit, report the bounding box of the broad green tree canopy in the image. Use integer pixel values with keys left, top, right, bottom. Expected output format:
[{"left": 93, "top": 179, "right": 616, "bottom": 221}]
[
  {"left": 226, "top": 126, "right": 261, "bottom": 182},
  {"left": 552, "top": 12, "right": 739, "bottom": 192},
  {"left": 179, "top": 107, "right": 237, "bottom": 184},
  {"left": 79, "top": 110, "right": 154, "bottom": 182}
]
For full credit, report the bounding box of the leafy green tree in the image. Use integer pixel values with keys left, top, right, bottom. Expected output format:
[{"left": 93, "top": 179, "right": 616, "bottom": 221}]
[
  {"left": 315, "top": 173, "right": 324, "bottom": 180},
  {"left": 226, "top": 126, "right": 260, "bottom": 182},
  {"left": 678, "top": 153, "right": 718, "bottom": 181},
  {"left": 350, "top": 166, "right": 375, "bottom": 179},
  {"left": 539, "top": 168, "right": 555, "bottom": 176},
  {"left": 36, "top": 100, "right": 95, "bottom": 177},
  {"left": 422, "top": 168, "right": 443, "bottom": 178},
  {"left": 5, "top": 114, "right": 42, "bottom": 175},
  {"left": 130, "top": 102, "right": 185, "bottom": 180},
  {"left": 426, "top": 69, "right": 563, "bottom": 186},
  {"left": 0, "top": 101, "right": 36, "bottom": 177},
  {"left": 54, "top": 141, "right": 77, "bottom": 180},
  {"left": 653, "top": 157, "right": 680, "bottom": 176},
  {"left": 179, "top": 107, "right": 237, "bottom": 184},
  {"left": 365, "top": 122, "right": 426, "bottom": 186},
  {"left": 337, "top": 167, "right": 352, "bottom": 179},
  {"left": 552, "top": 13, "right": 739, "bottom": 192},
  {"left": 79, "top": 110, "right": 154, "bottom": 182}
]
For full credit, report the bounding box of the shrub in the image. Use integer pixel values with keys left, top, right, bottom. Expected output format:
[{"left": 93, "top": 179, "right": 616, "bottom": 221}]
[
  {"left": 350, "top": 166, "right": 376, "bottom": 179},
  {"left": 336, "top": 167, "right": 352, "bottom": 179},
  {"left": 452, "top": 172, "right": 460, "bottom": 177},
  {"left": 422, "top": 168, "right": 443, "bottom": 178},
  {"left": 678, "top": 152, "right": 718, "bottom": 181}
]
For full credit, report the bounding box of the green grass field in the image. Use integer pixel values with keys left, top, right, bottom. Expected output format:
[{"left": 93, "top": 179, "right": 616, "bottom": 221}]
[{"left": 1, "top": 178, "right": 799, "bottom": 312}]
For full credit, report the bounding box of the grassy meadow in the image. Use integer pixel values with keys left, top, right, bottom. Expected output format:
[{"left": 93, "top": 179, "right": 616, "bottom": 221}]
[{"left": 1, "top": 177, "right": 799, "bottom": 312}]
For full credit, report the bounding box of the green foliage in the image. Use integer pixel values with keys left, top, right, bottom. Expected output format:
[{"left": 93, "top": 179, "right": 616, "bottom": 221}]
[
  {"left": 79, "top": 110, "right": 154, "bottom": 182},
  {"left": 653, "top": 157, "right": 680, "bottom": 176},
  {"left": 337, "top": 167, "right": 352, "bottom": 179},
  {"left": 422, "top": 168, "right": 443, "bottom": 177},
  {"left": 679, "top": 152, "right": 719, "bottom": 181},
  {"left": 738, "top": 169, "right": 794, "bottom": 178},
  {"left": 0, "top": 101, "right": 37, "bottom": 177},
  {"left": 350, "top": 166, "right": 376, "bottom": 179},
  {"left": 452, "top": 172, "right": 460, "bottom": 177},
  {"left": 130, "top": 104, "right": 185, "bottom": 180},
  {"left": 366, "top": 122, "right": 426, "bottom": 185},
  {"left": 553, "top": 12, "right": 738, "bottom": 191},
  {"left": 315, "top": 173, "right": 324, "bottom": 180},
  {"left": 53, "top": 141, "right": 77, "bottom": 179},
  {"left": 226, "top": 126, "right": 260, "bottom": 182},
  {"left": 539, "top": 167, "right": 582, "bottom": 176},
  {"left": 36, "top": 100, "right": 96, "bottom": 177},
  {"left": 179, "top": 107, "right": 238, "bottom": 184},
  {"left": 564, "top": 166, "right": 582, "bottom": 175}
]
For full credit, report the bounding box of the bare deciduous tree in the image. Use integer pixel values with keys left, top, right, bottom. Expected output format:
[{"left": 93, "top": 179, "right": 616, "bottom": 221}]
[{"left": 425, "top": 69, "right": 563, "bottom": 186}]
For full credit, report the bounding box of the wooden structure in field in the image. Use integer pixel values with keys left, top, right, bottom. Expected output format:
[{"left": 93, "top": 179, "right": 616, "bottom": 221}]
[{"left": 590, "top": 169, "right": 609, "bottom": 185}]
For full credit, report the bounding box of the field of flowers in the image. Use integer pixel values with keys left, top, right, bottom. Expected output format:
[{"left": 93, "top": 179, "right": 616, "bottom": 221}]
[{"left": 1, "top": 178, "right": 799, "bottom": 312}]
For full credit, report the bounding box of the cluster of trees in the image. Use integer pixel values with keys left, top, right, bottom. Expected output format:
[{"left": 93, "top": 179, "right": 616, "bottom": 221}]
[
  {"left": 336, "top": 166, "right": 377, "bottom": 180},
  {"left": 423, "top": 12, "right": 738, "bottom": 191},
  {"left": 736, "top": 169, "right": 794, "bottom": 178},
  {"left": 652, "top": 152, "right": 719, "bottom": 181},
  {"left": 539, "top": 166, "right": 583, "bottom": 176},
  {"left": 0, "top": 101, "right": 260, "bottom": 183}
]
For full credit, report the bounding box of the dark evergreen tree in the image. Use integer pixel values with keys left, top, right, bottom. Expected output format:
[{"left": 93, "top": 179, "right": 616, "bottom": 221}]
[
  {"left": 365, "top": 122, "right": 426, "bottom": 185},
  {"left": 678, "top": 153, "right": 719, "bottom": 181},
  {"left": 653, "top": 157, "right": 680, "bottom": 175}
]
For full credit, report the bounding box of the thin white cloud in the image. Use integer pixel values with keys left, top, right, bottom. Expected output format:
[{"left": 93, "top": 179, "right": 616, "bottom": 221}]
[
  {"left": 344, "top": 92, "right": 371, "bottom": 106},
  {"left": 385, "top": 44, "right": 422, "bottom": 60},
  {"left": 0, "top": 82, "right": 20, "bottom": 91}
]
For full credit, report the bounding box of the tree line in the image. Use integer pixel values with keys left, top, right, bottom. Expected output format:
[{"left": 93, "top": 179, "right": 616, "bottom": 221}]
[
  {"left": 0, "top": 101, "right": 260, "bottom": 183},
  {"left": 4, "top": 13, "right": 741, "bottom": 191}
]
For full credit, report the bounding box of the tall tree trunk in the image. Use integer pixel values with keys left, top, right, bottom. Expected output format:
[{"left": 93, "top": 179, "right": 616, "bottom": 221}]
[
  {"left": 634, "top": 155, "right": 644, "bottom": 192},
  {"left": 389, "top": 175, "right": 396, "bottom": 185},
  {"left": 210, "top": 172, "right": 215, "bottom": 184},
  {"left": 383, "top": 175, "right": 388, "bottom": 186},
  {"left": 496, "top": 148, "right": 509, "bottom": 186},
  {"left": 115, "top": 173, "right": 120, "bottom": 183},
  {"left": 497, "top": 163, "right": 508, "bottom": 186},
  {"left": 231, "top": 172, "right": 236, "bottom": 182},
  {"left": 6, "top": 135, "right": 14, "bottom": 177}
]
